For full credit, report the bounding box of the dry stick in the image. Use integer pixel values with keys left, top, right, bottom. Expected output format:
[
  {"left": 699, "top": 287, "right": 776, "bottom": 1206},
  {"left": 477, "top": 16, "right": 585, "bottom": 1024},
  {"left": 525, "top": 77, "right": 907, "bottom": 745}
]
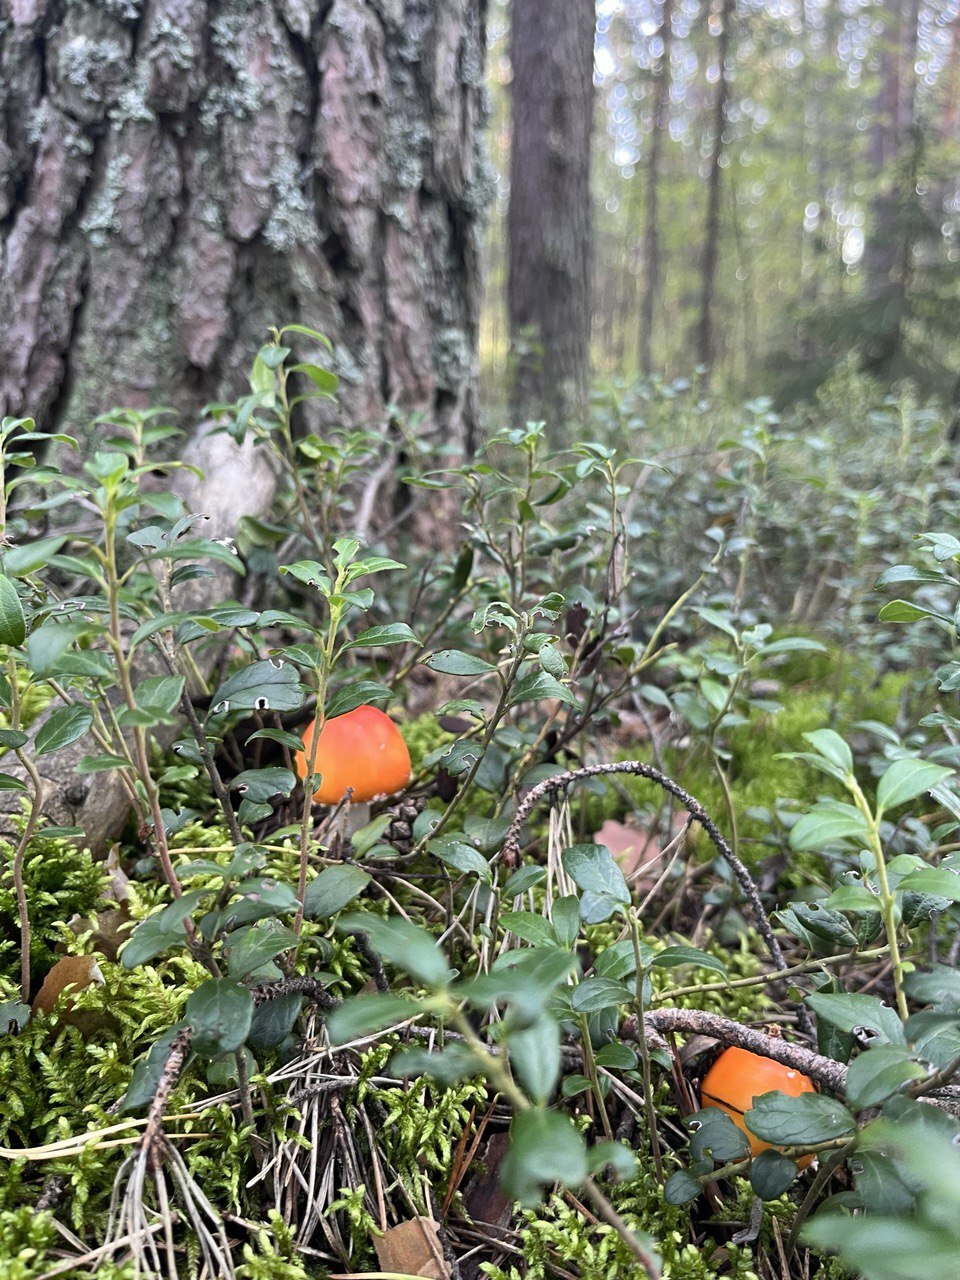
[
  {"left": 626, "top": 1009, "right": 848, "bottom": 1092},
  {"left": 500, "top": 762, "right": 809, "bottom": 1027},
  {"left": 143, "top": 1028, "right": 193, "bottom": 1170}
]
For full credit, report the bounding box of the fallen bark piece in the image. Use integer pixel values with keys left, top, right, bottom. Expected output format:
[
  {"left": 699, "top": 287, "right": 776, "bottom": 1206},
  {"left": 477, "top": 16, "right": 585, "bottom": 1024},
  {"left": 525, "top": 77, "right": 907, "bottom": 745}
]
[{"left": 373, "top": 1216, "right": 451, "bottom": 1280}]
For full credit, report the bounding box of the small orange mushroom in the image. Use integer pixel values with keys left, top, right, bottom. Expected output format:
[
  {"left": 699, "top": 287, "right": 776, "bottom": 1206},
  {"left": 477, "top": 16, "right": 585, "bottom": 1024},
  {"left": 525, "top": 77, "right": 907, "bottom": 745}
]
[
  {"left": 701, "top": 1045, "right": 816, "bottom": 1167},
  {"left": 294, "top": 705, "right": 411, "bottom": 806}
]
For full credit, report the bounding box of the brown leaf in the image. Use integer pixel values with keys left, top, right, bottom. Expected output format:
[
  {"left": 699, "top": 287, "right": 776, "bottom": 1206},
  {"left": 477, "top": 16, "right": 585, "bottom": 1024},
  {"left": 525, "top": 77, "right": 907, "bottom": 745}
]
[
  {"left": 373, "top": 1217, "right": 451, "bottom": 1280},
  {"left": 32, "top": 955, "right": 104, "bottom": 1017}
]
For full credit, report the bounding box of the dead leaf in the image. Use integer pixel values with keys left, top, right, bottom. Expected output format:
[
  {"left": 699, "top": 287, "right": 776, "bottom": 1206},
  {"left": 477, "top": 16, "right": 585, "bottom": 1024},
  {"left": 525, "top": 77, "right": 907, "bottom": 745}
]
[
  {"left": 32, "top": 955, "right": 105, "bottom": 1017},
  {"left": 462, "top": 1131, "right": 512, "bottom": 1229},
  {"left": 373, "top": 1217, "right": 450, "bottom": 1280}
]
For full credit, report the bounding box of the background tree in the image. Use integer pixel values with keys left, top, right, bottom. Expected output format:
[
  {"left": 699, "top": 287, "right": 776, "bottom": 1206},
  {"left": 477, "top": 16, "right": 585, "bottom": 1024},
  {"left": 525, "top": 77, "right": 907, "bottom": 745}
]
[
  {"left": 507, "top": 0, "right": 596, "bottom": 426},
  {"left": 0, "top": 0, "right": 489, "bottom": 451}
]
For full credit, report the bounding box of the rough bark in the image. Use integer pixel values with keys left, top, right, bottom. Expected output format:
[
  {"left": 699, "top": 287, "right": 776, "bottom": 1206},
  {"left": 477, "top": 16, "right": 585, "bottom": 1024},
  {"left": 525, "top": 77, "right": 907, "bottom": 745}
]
[
  {"left": 639, "top": 0, "right": 672, "bottom": 377},
  {"left": 0, "top": 0, "right": 489, "bottom": 452},
  {"left": 507, "top": 0, "right": 594, "bottom": 428},
  {"left": 695, "top": 0, "right": 734, "bottom": 374}
]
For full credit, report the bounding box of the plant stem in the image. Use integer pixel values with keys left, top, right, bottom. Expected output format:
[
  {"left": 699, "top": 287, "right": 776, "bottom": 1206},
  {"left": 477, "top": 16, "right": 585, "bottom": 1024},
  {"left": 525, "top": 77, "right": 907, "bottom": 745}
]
[
  {"left": 848, "top": 776, "right": 909, "bottom": 1020},
  {"left": 628, "top": 909, "right": 663, "bottom": 1180}
]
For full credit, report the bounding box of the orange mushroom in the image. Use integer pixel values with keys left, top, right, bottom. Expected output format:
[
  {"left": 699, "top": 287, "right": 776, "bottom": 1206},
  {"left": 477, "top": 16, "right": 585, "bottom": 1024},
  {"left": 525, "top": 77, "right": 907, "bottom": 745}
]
[
  {"left": 701, "top": 1045, "right": 816, "bottom": 1167},
  {"left": 294, "top": 706, "right": 411, "bottom": 807}
]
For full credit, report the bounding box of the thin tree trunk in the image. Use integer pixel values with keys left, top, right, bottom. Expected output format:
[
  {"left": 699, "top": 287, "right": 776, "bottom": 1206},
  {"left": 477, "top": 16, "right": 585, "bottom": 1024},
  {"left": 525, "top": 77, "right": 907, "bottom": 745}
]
[
  {"left": 696, "top": 0, "right": 735, "bottom": 374},
  {"left": 863, "top": 0, "right": 920, "bottom": 371},
  {"left": 0, "top": 0, "right": 487, "bottom": 454},
  {"left": 507, "top": 0, "right": 594, "bottom": 427},
  {"left": 639, "top": 0, "right": 673, "bottom": 377}
]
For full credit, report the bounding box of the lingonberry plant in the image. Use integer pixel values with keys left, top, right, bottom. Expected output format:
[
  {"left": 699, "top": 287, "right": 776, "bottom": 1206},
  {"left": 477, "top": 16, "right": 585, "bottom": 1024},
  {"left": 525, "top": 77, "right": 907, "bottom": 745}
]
[{"left": 0, "top": 340, "right": 959, "bottom": 1280}]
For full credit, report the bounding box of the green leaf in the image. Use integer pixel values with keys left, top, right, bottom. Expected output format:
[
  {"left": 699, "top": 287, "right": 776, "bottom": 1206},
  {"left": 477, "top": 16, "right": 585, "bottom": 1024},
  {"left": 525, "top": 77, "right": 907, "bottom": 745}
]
[
  {"left": 326, "top": 993, "right": 420, "bottom": 1045},
  {"left": 802, "top": 729, "right": 853, "bottom": 774},
  {"left": 807, "top": 991, "right": 907, "bottom": 1045},
  {"left": 595, "top": 1042, "right": 638, "bottom": 1070},
  {"left": 664, "top": 1169, "right": 703, "bottom": 1205},
  {"left": 689, "top": 1106, "right": 751, "bottom": 1163},
  {"left": 185, "top": 979, "right": 254, "bottom": 1058},
  {"left": 500, "top": 1109, "right": 588, "bottom": 1206},
  {"left": 324, "top": 681, "right": 394, "bottom": 718},
  {"left": 509, "top": 1015, "right": 561, "bottom": 1102},
  {"left": 876, "top": 564, "right": 958, "bottom": 588},
  {"left": 211, "top": 660, "right": 306, "bottom": 714},
  {"left": 650, "top": 945, "right": 727, "bottom": 976},
  {"left": 895, "top": 867, "right": 960, "bottom": 903},
  {"left": 226, "top": 920, "right": 297, "bottom": 979},
  {"left": 390, "top": 1041, "right": 483, "bottom": 1085},
  {"left": 429, "top": 838, "right": 492, "bottom": 882},
  {"left": 750, "top": 1150, "right": 799, "bottom": 1199},
  {"left": 302, "top": 864, "right": 371, "bottom": 919},
  {"left": 34, "top": 704, "right": 92, "bottom": 757},
  {"left": 0, "top": 1001, "right": 30, "bottom": 1035},
  {"left": 508, "top": 670, "right": 580, "bottom": 708},
  {"left": 0, "top": 729, "right": 27, "bottom": 749},
  {"left": 879, "top": 599, "right": 951, "bottom": 624},
  {"left": 570, "top": 976, "right": 632, "bottom": 1013},
  {"left": 337, "top": 913, "right": 452, "bottom": 986},
  {"left": 247, "top": 993, "right": 303, "bottom": 1053},
  {"left": 845, "top": 1046, "right": 927, "bottom": 1110},
  {"left": 343, "top": 623, "right": 419, "bottom": 650},
  {"left": 789, "top": 806, "right": 871, "bottom": 851},
  {"left": 424, "top": 649, "right": 499, "bottom": 677},
  {"left": 746, "top": 1092, "right": 855, "bottom": 1146},
  {"left": 802, "top": 1217, "right": 960, "bottom": 1280},
  {"left": 500, "top": 911, "right": 558, "bottom": 948},
  {"left": 230, "top": 767, "right": 296, "bottom": 802},
  {"left": 876, "top": 759, "right": 954, "bottom": 813},
  {"left": 0, "top": 575, "right": 25, "bottom": 647},
  {"left": 503, "top": 866, "right": 547, "bottom": 897},
  {"left": 561, "top": 844, "right": 630, "bottom": 923}
]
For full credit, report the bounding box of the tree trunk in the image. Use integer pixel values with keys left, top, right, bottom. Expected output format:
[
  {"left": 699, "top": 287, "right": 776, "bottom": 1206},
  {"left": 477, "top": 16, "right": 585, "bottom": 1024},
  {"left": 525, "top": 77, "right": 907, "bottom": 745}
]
[
  {"left": 695, "top": 0, "right": 734, "bottom": 374},
  {"left": 507, "top": 0, "right": 594, "bottom": 428},
  {"left": 0, "top": 0, "right": 488, "bottom": 453},
  {"left": 639, "top": 0, "right": 673, "bottom": 377},
  {"left": 862, "top": 0, "right": 920, "bottom": 371}
]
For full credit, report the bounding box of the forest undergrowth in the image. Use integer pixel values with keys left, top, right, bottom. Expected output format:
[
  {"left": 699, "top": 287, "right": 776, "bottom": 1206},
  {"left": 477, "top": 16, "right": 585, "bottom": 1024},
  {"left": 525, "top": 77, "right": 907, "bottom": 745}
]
[{"left": 1, "top": 339, "right": 960, "bottom": 1280}]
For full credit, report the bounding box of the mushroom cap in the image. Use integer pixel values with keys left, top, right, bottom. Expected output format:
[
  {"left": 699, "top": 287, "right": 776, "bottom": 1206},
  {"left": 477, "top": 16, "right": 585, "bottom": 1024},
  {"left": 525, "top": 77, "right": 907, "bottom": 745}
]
[
  {"left": 700, "top": 1046, "right": 815, "bottom": 1162},
  {"left": 294, "top": 705, "right": 411, "bottom": 805}
]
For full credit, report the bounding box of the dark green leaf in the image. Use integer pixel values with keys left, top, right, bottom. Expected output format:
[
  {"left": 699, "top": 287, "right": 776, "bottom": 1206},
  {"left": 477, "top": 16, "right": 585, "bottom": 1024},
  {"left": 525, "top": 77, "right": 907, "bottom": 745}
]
[
  {"left": 746, "top": 1092, "right": 856, "bottom": 1145},
  {"left": 186, "top": 979, "right": 254, "bottom": 1058},
  {"left": 500, "top": 1109, "right": 588, "bottom": 1206},
  {"left": 337, "top": 913, "right": 452, "bottom": 986},
  {"left": 302, "top": 864, "right": 371, "bottom": 919},
  {"left": 35, "top": 705, "right": 92, "bottom": 757},
  {"left": 424, "top": 650, "right": 499, "bottom": 677},
  {"left": 326, "top": 993, "right": 420, "bottom": 1045},
  {"left": 0, "top": 575, "right": 25, "bottom": 647},
  {"left": 750, "top": 1150, "right": 799, "bottom": 1199},
  {"left": 211, "top": 660, "right": 306, "bottom": 714}
]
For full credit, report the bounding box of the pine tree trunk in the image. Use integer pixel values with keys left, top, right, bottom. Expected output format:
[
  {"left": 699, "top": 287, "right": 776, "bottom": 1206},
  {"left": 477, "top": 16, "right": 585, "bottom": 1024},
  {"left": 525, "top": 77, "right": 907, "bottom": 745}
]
[
  {"left": 507, "top": 0, "right": 594, "bottom": 427},
  {"left": 863, "top": 0, "right": 920, "bottom": 370},
  {"left": 696, "top": 0, "right": 734, "bottom": 374},
  {"left": 639, "top": 0, "right": 673, "bottom": 377},
  {"left": 0, "top": 0, "right": 488, "bottom": 451}
]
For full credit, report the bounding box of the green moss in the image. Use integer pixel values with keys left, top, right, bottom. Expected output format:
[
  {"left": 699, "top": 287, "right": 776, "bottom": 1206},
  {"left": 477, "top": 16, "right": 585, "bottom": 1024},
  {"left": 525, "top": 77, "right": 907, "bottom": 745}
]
[
  {"left": 0, "top": 823, "right": 107, "bottom": 982},
  {"left": 401, "top": 712, "right": 454, "bottom": 773},
  {"left": 481, "top": 1186, "right": 760, "bottom": 1280}
]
